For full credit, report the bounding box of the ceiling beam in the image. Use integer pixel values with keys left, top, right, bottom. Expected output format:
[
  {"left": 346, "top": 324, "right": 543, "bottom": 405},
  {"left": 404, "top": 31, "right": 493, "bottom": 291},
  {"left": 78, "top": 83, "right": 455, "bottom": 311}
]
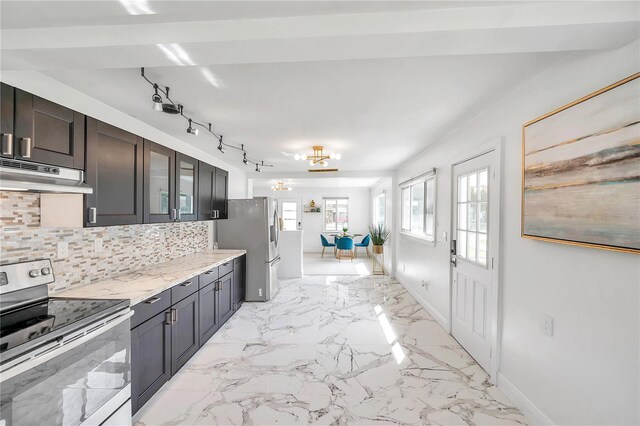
[{"left": 2, "top": 2, "right": 637, "bottom": 50}]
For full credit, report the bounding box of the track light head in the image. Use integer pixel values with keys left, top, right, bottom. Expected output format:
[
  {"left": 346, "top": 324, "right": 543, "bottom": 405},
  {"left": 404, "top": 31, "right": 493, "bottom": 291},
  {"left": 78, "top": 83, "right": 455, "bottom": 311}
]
[
  {"left": 187, "top": 119, "right": 198, "bottom": 136},
  {"left": 255, "top": 163, "right": 260, "bottom": 172},
  {"left": 217, "top": 136, "right": 224, "bottom": 153},
  {"left": 242, "top": 152, "right": 248, "bottom": 165},
  {"left": 152, "top": 85, "right": 163, "bottom": 111}
]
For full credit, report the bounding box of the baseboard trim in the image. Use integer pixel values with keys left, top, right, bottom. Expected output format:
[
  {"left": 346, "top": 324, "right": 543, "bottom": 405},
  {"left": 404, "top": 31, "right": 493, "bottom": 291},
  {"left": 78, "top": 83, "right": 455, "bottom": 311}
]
[
  {"left": 395, "top": 274, "right": 449, "bottom": 331},
  {"left": 497, "top": 372, "right": 554, "bottom": 426}
]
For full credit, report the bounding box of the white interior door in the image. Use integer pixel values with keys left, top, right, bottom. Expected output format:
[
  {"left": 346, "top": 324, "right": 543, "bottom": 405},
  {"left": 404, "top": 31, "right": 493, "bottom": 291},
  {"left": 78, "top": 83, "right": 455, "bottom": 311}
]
[
  {"left": 279, "top": 199, "right": 302, "bottom": 231},
  {"left": 451, "top": 149, "right": 498, "bottom": 373}
]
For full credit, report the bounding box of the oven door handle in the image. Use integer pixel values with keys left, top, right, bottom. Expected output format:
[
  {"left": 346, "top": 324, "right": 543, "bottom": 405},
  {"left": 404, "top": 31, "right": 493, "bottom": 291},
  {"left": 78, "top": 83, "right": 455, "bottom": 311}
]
[{"left": 0, "top": 309, "right": 133, "bottom": 382}]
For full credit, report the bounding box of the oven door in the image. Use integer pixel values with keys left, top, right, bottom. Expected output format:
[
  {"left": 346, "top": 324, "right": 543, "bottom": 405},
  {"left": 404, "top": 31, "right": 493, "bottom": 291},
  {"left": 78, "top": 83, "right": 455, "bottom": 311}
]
[{"left": 0, "top": 311, "right": 132, "bottom": 426}]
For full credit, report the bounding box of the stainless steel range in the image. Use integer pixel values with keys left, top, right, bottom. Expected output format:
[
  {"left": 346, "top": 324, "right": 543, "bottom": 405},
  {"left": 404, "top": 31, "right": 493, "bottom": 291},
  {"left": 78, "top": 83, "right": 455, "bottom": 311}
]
[{"left": 0, "top": 259, "right": 133, "bottom": 426}]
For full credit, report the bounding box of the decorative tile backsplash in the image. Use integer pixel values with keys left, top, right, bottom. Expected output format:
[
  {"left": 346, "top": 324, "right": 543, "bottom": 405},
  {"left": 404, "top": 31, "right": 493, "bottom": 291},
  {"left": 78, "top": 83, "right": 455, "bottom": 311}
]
[{"left": 0, "top": 191, "right": 210, "bottom": 293}]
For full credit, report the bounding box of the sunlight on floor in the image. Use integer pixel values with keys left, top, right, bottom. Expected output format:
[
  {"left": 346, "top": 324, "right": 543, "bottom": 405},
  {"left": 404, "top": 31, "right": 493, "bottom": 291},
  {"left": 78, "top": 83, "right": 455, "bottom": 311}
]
[{"left": 303, "top": 252, "right": 372, "bottom": 276}]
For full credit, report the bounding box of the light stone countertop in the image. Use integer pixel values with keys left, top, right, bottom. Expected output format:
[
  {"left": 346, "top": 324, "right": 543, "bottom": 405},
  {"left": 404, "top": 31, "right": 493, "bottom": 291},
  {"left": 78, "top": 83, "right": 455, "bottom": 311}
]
[{"left": 54, "top": 249, "right": 246, "bottom": 305}]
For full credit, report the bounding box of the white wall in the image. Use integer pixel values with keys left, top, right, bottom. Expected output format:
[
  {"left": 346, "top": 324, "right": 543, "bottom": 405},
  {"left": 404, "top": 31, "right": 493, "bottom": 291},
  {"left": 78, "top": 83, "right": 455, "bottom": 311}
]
[
  {"left": 370, "top": 178, "right": 394, "bottom": 274},
  {"left": 394, "top": 40, "right": 640, "bottom": 425},
  {"left": 1, "top": 70, "right": 248, "bottom": 199},
  {"left": 253, "top": 187, "right": 371, "bottom": 252}
]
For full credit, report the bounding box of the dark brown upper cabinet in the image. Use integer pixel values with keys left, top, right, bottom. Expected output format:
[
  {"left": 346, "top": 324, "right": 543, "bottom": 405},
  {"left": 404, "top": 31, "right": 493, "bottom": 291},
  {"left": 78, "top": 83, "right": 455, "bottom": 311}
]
[
  {"left": 175, "top": 152, "right": 198, "bottom": 222},
  {"left": 197, "top": 161, "right": 228, "bottom": 221},
  {"left": 144, "top": 140, "right": 175, "bottom": 223},
  {"left": 197, "top": 161, "right": 215, "bottom": 221},
  {"left": 14, "top": 88, "right": 85, "bottom": 169},
  {"left": 1, "top": 83, "right": 15, "bottom": 159},
  {"left": 85, "top": 118, "right": 143, "bottom": 227},
  {"left": 214, "top": 167, "right": 229, "bottom": 220}
]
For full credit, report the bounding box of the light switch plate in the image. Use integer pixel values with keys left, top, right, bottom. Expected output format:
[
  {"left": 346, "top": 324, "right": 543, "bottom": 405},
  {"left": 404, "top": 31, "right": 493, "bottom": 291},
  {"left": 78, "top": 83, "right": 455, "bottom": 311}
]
[
  {"left": 543, "top": 315, "right": 554, "bottom": 336},
  {"left": 57, "top": 241, "right": 69, "bottom": 259}
]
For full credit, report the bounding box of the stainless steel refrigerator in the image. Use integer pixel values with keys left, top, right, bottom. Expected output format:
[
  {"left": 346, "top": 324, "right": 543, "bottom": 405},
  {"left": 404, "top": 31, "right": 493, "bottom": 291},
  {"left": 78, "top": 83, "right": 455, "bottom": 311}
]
[{"left": 217, "top": 197, "right": 280, "bottom": 301}]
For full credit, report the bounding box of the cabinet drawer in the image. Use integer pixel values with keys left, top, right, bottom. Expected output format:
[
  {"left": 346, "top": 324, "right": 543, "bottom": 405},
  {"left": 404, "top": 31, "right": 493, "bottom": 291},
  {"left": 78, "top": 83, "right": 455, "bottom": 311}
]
[
  {"left": 198, "top": 267, "right": 218, "bottom": 289},
  {"left": 171, "top": 278, "right": 198, "bottom": 304},
  {"left": 132, "top": 289, "right": 171, "bottom": 329},
  {"left": 218, "top": 260, "right": 234, "bottom": 278}
]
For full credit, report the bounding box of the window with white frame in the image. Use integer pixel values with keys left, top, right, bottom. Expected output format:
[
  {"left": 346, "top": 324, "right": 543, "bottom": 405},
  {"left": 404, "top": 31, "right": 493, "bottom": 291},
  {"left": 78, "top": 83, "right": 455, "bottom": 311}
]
[
  {"left": 279, "top": 200, "right": 300, "bottom": 231},
  {"left": 373, "top": 193, "right": 385, "bottom": 227},
  {"left": 324, "top": 198, "right": 349, "bottom": 231},
  {"left": 400, "top": 173, "right": 436, "bottom": 240}
]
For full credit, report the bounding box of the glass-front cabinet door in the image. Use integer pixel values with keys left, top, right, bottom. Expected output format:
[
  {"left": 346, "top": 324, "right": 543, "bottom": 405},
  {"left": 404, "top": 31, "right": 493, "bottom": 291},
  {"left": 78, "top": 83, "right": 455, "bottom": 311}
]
[
  {"left": 176, "top": 152, "right": 199, "bottom": 221},
  {"left": 144, "top": 140, "right": 175, "bottom": 223}
]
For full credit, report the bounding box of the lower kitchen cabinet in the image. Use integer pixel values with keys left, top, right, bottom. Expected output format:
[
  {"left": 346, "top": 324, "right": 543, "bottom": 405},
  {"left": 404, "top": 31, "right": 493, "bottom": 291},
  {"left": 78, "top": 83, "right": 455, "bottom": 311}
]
[
  {"left": 218, "top": 272, "right": 234, "bottom": 326},
  {"left": 131, "top": 256, "right": 246, "bottom": 414},
  {"left": 131, "top": 309, "right": 171, "bottom": 414},
  {"left": 170, "top": 292, "right": 200, "bottom": 375},
  {"left": 233, "top": 255, "right": 246, "bottom": 310},
  {"left": 198, "top": 281, "right": 219, "bottom": 346}
]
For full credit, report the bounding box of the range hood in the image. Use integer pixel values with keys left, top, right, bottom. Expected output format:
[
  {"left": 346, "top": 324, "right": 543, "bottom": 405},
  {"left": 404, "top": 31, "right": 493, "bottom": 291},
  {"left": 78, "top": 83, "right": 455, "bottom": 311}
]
[{"left": 0, "top": 159, "right": 93, "bottom": 194}]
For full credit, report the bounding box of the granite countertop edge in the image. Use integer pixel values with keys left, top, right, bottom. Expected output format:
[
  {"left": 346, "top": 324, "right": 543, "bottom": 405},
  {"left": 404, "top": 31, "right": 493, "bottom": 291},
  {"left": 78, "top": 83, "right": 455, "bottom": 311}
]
[{"left": 53, "top": 249, "right": 246, "bottom": 305}]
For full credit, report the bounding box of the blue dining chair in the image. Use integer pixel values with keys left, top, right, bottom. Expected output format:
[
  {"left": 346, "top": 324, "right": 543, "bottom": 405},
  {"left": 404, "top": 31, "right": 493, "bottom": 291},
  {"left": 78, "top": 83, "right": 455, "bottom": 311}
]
[
  {"left": 354, "top": 234, "right": 371, "bottom": 259},
  {"left": 320, "top": 234, "right": 337, "bottom": 258},
  {"left": 336, "top": 237, "right": 354, "bottom": 262}
]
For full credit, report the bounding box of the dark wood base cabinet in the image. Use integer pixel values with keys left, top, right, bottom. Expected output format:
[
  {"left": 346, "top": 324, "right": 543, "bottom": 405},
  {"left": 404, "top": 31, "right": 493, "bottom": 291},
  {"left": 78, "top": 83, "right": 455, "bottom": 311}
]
[
  {"left": 131, "top": 255, "right": 246, "bottom": 415},
  {"left": 131, "top": 309, "right": 171, "bottom": 414}
]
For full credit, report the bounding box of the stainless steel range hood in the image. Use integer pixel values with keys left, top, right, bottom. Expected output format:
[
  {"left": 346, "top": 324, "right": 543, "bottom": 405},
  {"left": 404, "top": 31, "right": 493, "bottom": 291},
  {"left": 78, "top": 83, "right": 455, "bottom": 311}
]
[{"left": 0, "top": 159, "right": 93, "bottom": 194}]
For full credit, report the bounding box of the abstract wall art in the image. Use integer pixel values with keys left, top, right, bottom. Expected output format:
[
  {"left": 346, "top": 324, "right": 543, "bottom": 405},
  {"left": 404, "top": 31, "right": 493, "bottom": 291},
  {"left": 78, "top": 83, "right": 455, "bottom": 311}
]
[{"left": 522, "top": 73, "right": 640, "bottom": 254}]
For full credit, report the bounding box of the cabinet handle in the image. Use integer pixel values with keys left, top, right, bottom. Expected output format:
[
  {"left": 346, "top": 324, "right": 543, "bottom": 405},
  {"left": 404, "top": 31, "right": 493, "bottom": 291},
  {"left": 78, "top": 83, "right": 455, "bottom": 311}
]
[
  {"left": 1, "top": 134, "right": 13, "bottom": 156},
  {"left": 145, "top": 296, "right": 161, "bottom": 304},
  {"left": 215, "top": 281, "right": 220, "bottom": 291},
  {"left": 205, "top": 270, "right": 216, "bottom": 275},
  {"left": 171, "top": 308, "right": 177, "bottom": 323},
  {"left": 165, "top": 311, "right": 172, "bottom": 325},
  {"left": 88, "top": 207, "right": 97, "bottom": 224},
  {"left": 223, "top": 262, "right": 230, "bottom": 267},
  {"left": 19, "top": 137, "right": 32, "bottom": 158},
  {"left": 180, "top": 281, "right": 192, "bottom": 287}
]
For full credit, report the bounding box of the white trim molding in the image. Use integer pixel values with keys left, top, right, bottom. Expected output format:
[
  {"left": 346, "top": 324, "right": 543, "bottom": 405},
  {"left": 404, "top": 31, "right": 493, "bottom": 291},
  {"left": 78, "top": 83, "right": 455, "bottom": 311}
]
[
  {"left": 396, "top": 274, "right": 449, "bottom": 332},
  {"left": 497, "top": 373, "right": 554, "bottom": 426}
]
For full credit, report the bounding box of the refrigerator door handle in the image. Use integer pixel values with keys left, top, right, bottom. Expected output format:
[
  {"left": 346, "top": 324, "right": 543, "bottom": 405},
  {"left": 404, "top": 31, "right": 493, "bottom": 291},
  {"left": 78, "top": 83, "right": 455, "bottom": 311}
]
[{"left": 269, "top": 256, "right": 281, "bottom": 266}]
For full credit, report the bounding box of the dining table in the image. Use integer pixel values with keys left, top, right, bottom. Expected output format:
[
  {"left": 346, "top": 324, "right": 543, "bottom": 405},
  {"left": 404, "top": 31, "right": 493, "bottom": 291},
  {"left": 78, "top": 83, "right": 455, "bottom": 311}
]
[{"left": 329, "top": 233, "right": 363, "bottom": 238}]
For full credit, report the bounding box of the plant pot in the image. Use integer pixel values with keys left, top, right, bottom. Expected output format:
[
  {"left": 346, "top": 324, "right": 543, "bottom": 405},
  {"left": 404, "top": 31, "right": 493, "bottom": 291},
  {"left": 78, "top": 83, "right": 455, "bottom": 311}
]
[{"left": 373, "top": 244, "right": 384, "bottom": 254}]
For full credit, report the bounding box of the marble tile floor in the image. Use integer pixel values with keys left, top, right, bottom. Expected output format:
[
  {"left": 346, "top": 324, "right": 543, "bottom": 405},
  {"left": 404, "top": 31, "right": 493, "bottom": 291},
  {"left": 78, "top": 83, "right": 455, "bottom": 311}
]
[{"left": 134, "top": 275, "right": 528, "bottom": 426}]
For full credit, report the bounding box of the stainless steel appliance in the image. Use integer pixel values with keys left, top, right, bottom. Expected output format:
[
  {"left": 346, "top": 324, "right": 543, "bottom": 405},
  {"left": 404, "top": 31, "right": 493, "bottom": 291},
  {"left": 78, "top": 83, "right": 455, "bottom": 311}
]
[
  {"left": 0, "top": 158, "right": 93, "bottom": 194},
  {"left": 217, "top": 197, "right": 280, "bottom": 301},
  {"left": 0, "top": 260, "right": 132, "bottom": 426}
]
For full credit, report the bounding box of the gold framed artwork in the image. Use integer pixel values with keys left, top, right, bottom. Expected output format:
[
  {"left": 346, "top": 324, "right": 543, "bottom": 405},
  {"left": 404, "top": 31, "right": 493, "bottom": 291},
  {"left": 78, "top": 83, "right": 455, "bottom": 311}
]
[{"left": 522, "top": 73, "right": 640, "bottom": 254}]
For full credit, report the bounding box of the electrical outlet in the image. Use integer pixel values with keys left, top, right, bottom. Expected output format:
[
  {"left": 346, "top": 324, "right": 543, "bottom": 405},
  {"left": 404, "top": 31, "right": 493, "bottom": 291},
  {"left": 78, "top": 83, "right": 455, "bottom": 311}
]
[
  {"left": 94, "top": 238, "right": 103, "bottom": 253},
  {"left": 57, "top": 241, "right": 69, "bottom": 259},
  {"left": 258, "top": 288, "right": 263, "bottom": 297},
  {"left": 543, "top": 315, "right": 554, "bottom": 336}
]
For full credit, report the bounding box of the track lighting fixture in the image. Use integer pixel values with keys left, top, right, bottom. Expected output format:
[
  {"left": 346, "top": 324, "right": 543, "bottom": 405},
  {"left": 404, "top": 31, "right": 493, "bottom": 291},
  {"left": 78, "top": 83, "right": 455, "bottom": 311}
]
[
  {"left": 141, "top": 67, "right": 274, "bottom": 170},
  {"left": 152, "top": 84, "right": 162, "bottom": 111},
  {"left": 186, "top": 119, "right": 198, "bottom": 136}
]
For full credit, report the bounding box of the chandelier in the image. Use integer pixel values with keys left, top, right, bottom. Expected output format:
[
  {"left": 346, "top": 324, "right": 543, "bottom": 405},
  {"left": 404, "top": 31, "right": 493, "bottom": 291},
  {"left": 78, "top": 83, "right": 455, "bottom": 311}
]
[
  {"left": 294, "top": 146, "right": 341, "bottom": 167},
  {"left": 271, "top": 181, "right": 292, "bottom": 191}
]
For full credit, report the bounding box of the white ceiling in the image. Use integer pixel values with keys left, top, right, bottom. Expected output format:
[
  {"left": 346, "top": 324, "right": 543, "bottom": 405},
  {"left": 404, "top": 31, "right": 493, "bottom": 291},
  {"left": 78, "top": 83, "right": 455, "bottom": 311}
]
[{"left": 1, "top": 1, "right": 638, "bottom": 177}]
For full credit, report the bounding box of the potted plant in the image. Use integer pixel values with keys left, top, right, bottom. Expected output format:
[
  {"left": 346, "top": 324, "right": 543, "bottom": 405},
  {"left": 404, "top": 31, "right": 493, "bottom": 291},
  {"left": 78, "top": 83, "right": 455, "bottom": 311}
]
[{"left": 369, "top": 223, "right": 390, "bottom": 254}]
